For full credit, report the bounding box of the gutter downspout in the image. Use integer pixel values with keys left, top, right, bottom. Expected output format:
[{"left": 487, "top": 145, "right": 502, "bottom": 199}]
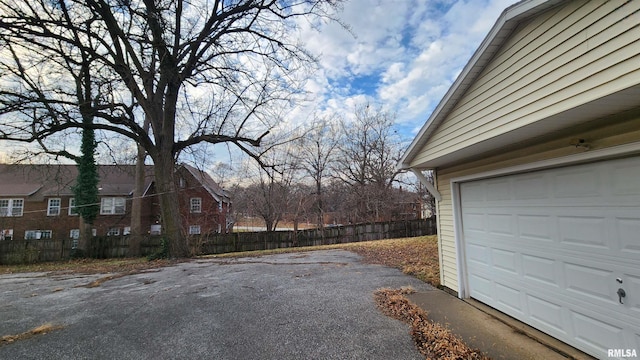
[{"left": 410, "top": 168, "right": 441, "bottom": 202}]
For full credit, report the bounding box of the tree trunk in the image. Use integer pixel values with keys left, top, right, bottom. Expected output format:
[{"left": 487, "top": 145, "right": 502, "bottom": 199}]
[
  {"left": 316, "top": 178, "right": 324, "bottom": 230},
  {"left": 264, "top": 218, "right": 274, "bottom": 232},
  {"left": 293, "top": 218, "right": 299, "bottom": 246},
  {"left": 153, "top": 156, "right": 188, "bottom": 257},
  {"left": 148, "top": 72, "right": 187, "bottom": 257},
  {"left": 78, "top": 216, "right": 92, "bottom": 257},
  {"left": 129, "top": 115, "right": 150, "bottom": 257}
]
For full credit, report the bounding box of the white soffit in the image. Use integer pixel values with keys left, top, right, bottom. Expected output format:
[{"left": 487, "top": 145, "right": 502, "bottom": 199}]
[{"left": 414, "top": 84, "right": 640, "bottom": 169}]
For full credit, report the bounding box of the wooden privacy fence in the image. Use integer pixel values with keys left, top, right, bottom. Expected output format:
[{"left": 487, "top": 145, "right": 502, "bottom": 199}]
[
  {"left": 0, "top": 236, "right": 163, "bottom": 265},
  {"left": 0, "top": 218, "right": 436, "bottom": 265}
]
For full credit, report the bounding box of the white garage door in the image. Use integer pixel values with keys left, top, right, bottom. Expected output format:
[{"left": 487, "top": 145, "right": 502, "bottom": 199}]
[{"left": 461, "top": 156, "right": 640, "bottom": 359}]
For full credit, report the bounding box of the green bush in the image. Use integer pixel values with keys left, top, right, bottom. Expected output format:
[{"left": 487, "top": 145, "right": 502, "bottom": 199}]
[{"left": 147, "top": 236, "right": 169, "bottom": 260}]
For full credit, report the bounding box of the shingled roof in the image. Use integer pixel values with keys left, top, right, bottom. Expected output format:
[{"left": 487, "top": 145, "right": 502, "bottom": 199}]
[
  {"left": 181, "top": 164, "right": 231, "bottom": 204},
  {"left": 0, "top": 164, "right": 152, "bottom": 201}
]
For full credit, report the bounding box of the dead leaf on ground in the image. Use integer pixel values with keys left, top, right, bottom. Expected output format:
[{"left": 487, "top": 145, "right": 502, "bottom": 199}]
[
  {"left": 374, "top": 288, "right": 490, "bottom": 360},
  {"left": 0, "top": 323, "right": 64, "bottom": 347}
]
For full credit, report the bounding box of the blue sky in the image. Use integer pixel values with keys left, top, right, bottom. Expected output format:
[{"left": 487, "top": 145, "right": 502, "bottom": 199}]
[{"left": 290, "top": 0, "right": 517, "bottom": 142}]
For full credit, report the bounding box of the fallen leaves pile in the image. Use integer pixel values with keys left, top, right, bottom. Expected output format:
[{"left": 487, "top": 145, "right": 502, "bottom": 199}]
[{"left": 374, "top": 288, "right": 490, "bottom": 360}]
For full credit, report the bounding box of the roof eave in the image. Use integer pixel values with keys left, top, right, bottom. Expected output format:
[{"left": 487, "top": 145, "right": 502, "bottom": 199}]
[{"left": 398, "top": 0, "right": 562, "bottom": 171}]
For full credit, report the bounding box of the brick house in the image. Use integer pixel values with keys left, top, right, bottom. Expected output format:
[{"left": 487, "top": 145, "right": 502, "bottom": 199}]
[{"left": 0, "top": 163, "right": 232, "bottom": 241}]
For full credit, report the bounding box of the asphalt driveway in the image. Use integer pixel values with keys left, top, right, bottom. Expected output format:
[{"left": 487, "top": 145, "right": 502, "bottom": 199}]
[{"left": 0, "top": 250, "right": 433, "bottom": 359}]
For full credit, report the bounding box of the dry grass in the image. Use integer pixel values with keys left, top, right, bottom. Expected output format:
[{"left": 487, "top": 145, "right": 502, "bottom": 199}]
[
  {"left": 375, "top": 288, "right": 489, "bottom": 360},
  {"left": 0, "top": 323, "right": 64, "bottom": 347},
  {"left": 0, "top": 258, "right": 181, "bottom": 276},
  {"left": 341, "top": 236, "right": 440, "bottom": 286}
]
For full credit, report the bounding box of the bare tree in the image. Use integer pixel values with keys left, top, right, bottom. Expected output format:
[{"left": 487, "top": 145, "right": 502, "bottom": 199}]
[
  {"left": 246, "top": 174, "right": 287, "bottom": 232},
  {"left": 0, "top": 0, "right": 340, "bottom": 256},
  {"left": 334, "top": 103, "right": 403, "bottom": 223},
  {"left": 242, "top": 137, "right": 302, "bottom": 231},
  {"left": 296, "top": 117, "right": 339, "bottom": 228}
]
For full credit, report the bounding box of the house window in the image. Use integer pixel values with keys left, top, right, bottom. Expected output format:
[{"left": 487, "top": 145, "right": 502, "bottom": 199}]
[
  {"left": 190, "top": 198, "right": 202, "bottom": 213},
  {"left": 107, "top": 227, "right": 120, "bottom": 236},
  {"left": 1, "top": 229, "right": 13, "bottom": 241},
  {"left": 69, "top": 198, "right": 78, "bottom": 216},
  {"left": 100, "top": 197, "right": 126, "bottom": 215},
  {"left": 123, "top": 226, "right": 131, "bottom": 236},
  {"left": 0, "top": 198, "right": 24, "bottom": 217},
  {"left": 47, "top": 198, "right": 61, "bottom": 216},
  {"left": 25, "top": 230, "right": 52, "bottom": 240},
  {"left": 189, "top": 225, "right": 201, "bottom": 235}
]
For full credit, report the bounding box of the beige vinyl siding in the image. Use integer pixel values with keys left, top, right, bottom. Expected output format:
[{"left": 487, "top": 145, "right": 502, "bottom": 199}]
[
  {"left": 412, "top": 0, "right": 640, "bottom": 167},
  {"left": 434, "top": 180, "right": 458, "bottom": 290},
  {"left": 435, "top": 172, "right": 456, "bottom": 292},
  {"left": 435, "top": 116, "right": 640, "bottom": 294}
]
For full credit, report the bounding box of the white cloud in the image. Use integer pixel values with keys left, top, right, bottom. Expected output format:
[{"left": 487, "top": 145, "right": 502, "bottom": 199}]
[
  {"left": 177, "top": 0, "right": 518, "bottom": 168},
  {"left": 294, "top": 0, "right": 518, "bottom": 138}
]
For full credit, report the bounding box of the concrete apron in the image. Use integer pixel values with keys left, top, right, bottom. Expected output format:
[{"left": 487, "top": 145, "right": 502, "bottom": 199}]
[{"left": 407, "top": 290, "right": 595, "bottom": 360}]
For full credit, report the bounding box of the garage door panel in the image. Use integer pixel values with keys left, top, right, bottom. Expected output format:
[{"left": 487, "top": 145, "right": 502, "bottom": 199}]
[
  {"left": 513, "top": 173, "right": 549, "bottom": 199},
  {"left": 468, "top": 273, "right": 494, "bottom": 302},
  {"left": 486, "top": 179, "right": 511, "bottom": 200},
  {"left": 461, "top": 182, "right": 486, "bottom": 202},
  {"left": 564, "top": 262, "right": 616, "bottom": 303},
  {"left": 571, "top": 311, "right": 625, "bottom": 352},
  {"left": 553, "top": 167, "right": 602, "bottom": 198},
  {"left": 557, "top": 215, "right": 608, "bottom": 248},
  {"left": 611, "top": 162, "right": 640, "bottom": 195},
  {"left": 461, "top": 156, "right": 640, "bottom": 358},
  {"left": 522, "top": 254, "right": 559, "bottom": 286},
  {"left": 491, "top": 248, "right": 518, "bottom": 275},
  {"left": 495, "top": 283, "right": 525, "bottom": 315},
  {"left": 526, "top": 294, "right": 566, "bottom": 334},
  {"left": 617, "top": 217, "right": 640, "bottom": 253},
  {"left": 517, "top": 214, "right": 554, "bottom": 241},
  {"left": 626, "top": 274, "right": 640, "bottom": 314},
  {"left": 463, "top": 212, "right": 485, "bottom": 231},
  {"left": 486, "top": 213, "right": 515, "bottom": 236},
  {"left": 467, "top": 243, "right": 490, "bottom": 267}
]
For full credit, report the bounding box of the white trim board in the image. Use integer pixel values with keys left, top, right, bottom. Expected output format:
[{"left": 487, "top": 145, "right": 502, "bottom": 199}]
[{"left": 450, "top": 142, "right": 640, "bottom": 184}]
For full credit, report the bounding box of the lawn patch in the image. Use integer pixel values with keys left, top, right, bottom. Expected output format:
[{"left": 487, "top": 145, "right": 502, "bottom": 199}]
[{"left": 345, "top": 236, "right": 439, "bottom": 286}]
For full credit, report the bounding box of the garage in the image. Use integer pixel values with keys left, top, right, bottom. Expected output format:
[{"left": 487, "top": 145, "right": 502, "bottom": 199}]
[
  {"left": 460, "top": 156, "right": 640, "bottom": 356},
  {"left": 397, "top": 1, "right": 640, "bottom": 357}
]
